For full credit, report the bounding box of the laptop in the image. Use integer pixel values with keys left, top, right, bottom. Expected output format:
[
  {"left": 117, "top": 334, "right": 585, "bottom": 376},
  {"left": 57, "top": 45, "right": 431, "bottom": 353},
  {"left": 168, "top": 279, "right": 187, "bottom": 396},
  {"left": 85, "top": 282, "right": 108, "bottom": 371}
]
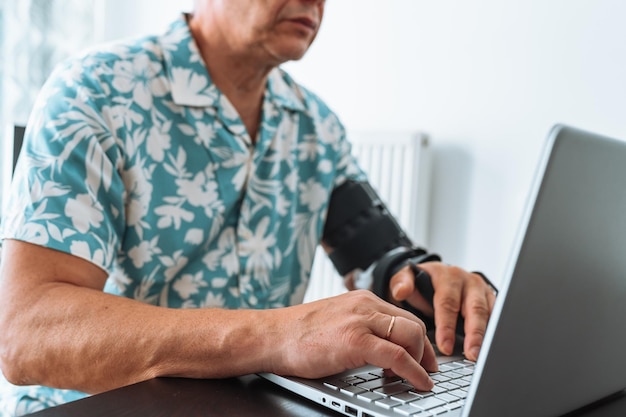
[{"left": 259, "top": 124, "right": 626, "bottom": 417}]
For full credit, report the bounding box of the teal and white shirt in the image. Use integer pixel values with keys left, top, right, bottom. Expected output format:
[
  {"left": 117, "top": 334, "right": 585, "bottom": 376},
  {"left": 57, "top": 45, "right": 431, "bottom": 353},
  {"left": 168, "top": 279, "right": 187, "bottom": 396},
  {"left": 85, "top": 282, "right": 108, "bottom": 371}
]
[{"left": 0, "top": 15, "right": 364, "bottom": 415}]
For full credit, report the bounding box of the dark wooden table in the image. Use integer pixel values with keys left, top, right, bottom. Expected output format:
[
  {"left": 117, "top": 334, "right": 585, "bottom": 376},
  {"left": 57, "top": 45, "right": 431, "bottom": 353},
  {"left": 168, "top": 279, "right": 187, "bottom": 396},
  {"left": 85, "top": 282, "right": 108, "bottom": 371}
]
[
  {"left": 26, "top": 375, "right": 331, "bottom": 417},
  {"left": 25, "top": 374, "right": 626, "bottom": 417}
]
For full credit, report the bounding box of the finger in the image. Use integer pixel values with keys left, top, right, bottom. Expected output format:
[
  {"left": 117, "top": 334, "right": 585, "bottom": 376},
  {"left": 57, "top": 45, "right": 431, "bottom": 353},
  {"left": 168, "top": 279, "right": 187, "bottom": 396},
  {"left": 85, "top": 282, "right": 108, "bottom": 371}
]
[
  {"left": 487, "top": 290, "right": 497, "bottom": 311},
  {"left": 462, "top": 276, "right": 495, "bottom": 361},
  {"left": 419, "top": 264, "right": 463, "bottom": 355},
  {"left": 388, "top": 266, "right": 414, "bottom": 300},
  {"left": 388, "top": 267, "right": 434, "bottom": 316},
  {"left": 343, "top": 271, "right": 356, "bottom": 291},
  {"left": 420, "top": 334, "right": 439, "bottom": 373},
  {"left": 363, "top": 293, "right": 437, "bottom": 369},
  {"left": 362, "top": 333, "right": 434, "bottom": 391},
  {"left": 384, "top": 315, "right": 438, "bottom": 373},
  {"left": 382, "top": 316, "right": 426, "bottom": 364}
]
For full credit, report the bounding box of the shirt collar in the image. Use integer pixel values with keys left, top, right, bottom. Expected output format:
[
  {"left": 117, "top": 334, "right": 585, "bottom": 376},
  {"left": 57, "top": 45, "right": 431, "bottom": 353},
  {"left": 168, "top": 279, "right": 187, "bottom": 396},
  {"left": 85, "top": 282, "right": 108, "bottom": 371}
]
[
  {"left": 160, "top": 15, "right": 219, "bottom": 107},
  {"left": 266, "top": 68, "right": 306, "bottom": 113}
]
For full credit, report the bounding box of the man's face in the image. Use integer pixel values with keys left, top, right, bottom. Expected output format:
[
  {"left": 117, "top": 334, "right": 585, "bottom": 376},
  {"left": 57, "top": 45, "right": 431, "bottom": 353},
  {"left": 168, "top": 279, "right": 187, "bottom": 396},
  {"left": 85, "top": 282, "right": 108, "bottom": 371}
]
[{"left": 210, "top": 0, "right": 325, "bottom": 64}]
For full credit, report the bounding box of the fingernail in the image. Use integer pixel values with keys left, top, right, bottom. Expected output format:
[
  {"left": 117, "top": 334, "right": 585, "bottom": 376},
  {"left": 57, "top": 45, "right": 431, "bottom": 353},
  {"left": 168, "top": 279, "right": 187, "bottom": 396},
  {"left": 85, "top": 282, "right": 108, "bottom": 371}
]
[
  {"left": 391, "top": 285, "right": 401, "bottom": 299},
  {"left": 469, "top": 346, "right": 480, "bottom": 360},
  {"left": 391, "top": 282, "right": 407, "bottom": 300},
  {"left": 442, "top": 339, "right": 453, "bottom": 354}
]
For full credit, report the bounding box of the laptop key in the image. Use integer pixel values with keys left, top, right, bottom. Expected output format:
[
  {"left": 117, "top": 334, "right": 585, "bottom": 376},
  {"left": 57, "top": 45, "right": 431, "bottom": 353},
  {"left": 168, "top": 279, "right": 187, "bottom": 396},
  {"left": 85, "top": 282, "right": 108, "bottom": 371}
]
[
  {"left": 374, "top": 397, "right": 402, "bottom": 409},
  {"left": 410, "top": 389, "right": 434, "bottom": 398},
  {"left": 449, "top": 379, "right": 470, "bottom": 388},
  {"left": 355, "top": 372, "right": 382, "bottom": 382},
  {"left": 444, "top": 400, "right": 463, "bottom": 410},
  {"left": 438, "top": 362, "right": 463, "bottom": 371},
  {"left": 410, "top": 397, "right": 446, "bottom": 410},
  {"left": 375, "top": 382, "right": 412, "bottom": 396},
  {"left": 441, "top": 371, "right": 463, "bottom": 379},
  {"left": 430, "top": 374, "right": 450, "bottom": 383},
  {"left": 430, "top": 408, "right": 462, "bottom": 416},
  {"left": 434, "top": 382, "right": 458, "bottom": 391},
  {"left": 341, "top": 376, "right": 364, "bottom": 385},
  {"left": 447, "top": 389, "right": 467, "bottom": 399},
  {"left": 323, "top": 379, "right": 348, "bottom": 390},
  {"left": 455, "top": 367, "right": 474, "bottom": 376},
  {"left": 357, "top": 377, "right": 401, "bottom": 390},
  {"left": 391, "top": 391, "right": 423, "bottom": 403},
  {"left": 339, "top": 385, "right": 366, "bottom": 397},
  {"left": 368, "top": 369, "right": 386, "bottom": 378},
  {"left": 429, "top": 406, "right": 451, "bottom": 415},
  {"left": 356, "top": 391, "right": 384, "bottom": 402},
  {"left": 434, "top": 392, "right": 459, "bottom": 403},
  {"left": 430, "top": 385, "right": 447, "bottom": 394},
  {"left": 393, "top": 403, "right": 421, "bottom": 416}
]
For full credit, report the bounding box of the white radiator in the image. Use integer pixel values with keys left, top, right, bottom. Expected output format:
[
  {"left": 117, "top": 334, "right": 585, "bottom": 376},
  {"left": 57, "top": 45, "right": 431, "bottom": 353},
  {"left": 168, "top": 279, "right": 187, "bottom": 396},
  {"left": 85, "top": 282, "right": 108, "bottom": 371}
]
[{"left": 304, "top": 131, "right": 432, "bottom": 302}]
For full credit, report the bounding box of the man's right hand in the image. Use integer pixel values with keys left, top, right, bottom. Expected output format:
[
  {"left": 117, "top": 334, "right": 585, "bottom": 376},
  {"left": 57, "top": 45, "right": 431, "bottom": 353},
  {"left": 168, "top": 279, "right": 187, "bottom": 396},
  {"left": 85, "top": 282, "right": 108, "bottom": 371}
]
[{"left": 267, "top": 289, "right": 438, "bottom": 391}]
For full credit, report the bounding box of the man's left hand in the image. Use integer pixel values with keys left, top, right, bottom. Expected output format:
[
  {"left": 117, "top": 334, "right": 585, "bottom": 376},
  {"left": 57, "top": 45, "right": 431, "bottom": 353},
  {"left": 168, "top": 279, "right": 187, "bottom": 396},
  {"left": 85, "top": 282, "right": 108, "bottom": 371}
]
[{"left": 388, "top": 263, "right": 497, "bottom": 361}]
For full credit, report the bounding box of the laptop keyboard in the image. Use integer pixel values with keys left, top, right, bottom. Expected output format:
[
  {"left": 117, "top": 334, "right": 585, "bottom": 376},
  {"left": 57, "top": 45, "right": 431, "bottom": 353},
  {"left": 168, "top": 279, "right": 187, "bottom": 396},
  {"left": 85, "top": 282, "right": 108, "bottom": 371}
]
[{"left": 323, "top": 359, "right": 474, "bottom": 416}]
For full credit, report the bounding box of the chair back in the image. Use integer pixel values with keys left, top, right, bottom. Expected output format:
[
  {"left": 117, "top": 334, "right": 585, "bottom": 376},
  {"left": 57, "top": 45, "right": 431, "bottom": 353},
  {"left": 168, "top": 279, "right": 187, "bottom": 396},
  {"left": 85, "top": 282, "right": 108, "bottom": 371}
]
[{"left": 12, "top": 125, "right": 25, "bottom": 174}]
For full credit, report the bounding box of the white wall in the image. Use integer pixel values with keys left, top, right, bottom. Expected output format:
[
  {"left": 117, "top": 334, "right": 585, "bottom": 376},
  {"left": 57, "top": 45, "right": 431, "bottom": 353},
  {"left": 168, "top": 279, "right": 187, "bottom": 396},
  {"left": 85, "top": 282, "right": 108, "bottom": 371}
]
[
  {"left": 95, "top": 0, "right": 193, "bottom": 41},
  {"left": 103, "top": 0, "right": 626, "bottom": 287},
  {"left": 286, "top": 0, "right": 626, "bottom": 286}
]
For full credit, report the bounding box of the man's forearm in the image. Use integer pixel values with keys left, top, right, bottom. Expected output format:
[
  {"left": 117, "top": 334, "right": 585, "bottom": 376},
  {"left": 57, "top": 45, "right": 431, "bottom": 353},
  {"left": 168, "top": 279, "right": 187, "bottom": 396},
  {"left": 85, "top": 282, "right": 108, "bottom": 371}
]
[{"left": 0, "top": 283, "right": 276, "bottom": 394}]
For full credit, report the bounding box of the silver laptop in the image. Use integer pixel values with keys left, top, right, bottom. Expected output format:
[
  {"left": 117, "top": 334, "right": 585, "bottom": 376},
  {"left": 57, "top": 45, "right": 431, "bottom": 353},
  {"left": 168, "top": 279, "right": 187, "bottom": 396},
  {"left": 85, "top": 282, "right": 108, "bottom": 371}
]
[{"left": 259, "top": 124, "right": 626, "bottom": 417}]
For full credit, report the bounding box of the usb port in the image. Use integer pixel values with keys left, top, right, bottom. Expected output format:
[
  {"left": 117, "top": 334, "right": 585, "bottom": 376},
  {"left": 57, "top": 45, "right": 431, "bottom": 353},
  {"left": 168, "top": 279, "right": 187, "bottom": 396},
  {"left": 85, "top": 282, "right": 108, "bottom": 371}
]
[
  {"left": 345, "top": 405, "right": 357, "bottom": 416},
  {"left": 331, "top": 401, "right": 341, "bottom": 408}
]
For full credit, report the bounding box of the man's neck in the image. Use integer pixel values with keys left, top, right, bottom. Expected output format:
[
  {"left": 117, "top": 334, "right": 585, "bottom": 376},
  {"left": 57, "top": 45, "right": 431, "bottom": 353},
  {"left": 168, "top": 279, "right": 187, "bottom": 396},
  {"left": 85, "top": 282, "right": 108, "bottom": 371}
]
[{"left": 189, "top": 18, "right": 273, "bottom": 144}]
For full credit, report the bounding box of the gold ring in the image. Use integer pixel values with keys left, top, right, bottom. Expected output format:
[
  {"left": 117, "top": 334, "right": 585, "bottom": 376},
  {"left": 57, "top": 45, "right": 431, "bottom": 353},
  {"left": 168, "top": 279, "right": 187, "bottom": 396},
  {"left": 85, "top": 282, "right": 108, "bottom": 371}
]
[{"left": 385, "top": 316, "right": 396, "bottom": 339}]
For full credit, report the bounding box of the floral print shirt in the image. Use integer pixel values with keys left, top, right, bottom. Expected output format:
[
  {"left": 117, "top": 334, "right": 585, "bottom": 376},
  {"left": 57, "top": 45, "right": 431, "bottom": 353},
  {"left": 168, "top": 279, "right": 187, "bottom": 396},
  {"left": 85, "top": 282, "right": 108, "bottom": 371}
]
[{"left": 0, "top": 15, "right": 364, "bottom": 415}]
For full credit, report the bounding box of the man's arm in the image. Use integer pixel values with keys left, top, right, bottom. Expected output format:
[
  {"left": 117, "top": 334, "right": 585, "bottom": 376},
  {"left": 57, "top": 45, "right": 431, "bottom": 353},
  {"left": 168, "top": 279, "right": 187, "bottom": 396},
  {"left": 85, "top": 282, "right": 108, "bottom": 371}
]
[
  {"left": 0, "top": 239, "right": 437, "bottom": 394},
  {"left": 0, "top": 240, "right": 276, "bottom": 393}
]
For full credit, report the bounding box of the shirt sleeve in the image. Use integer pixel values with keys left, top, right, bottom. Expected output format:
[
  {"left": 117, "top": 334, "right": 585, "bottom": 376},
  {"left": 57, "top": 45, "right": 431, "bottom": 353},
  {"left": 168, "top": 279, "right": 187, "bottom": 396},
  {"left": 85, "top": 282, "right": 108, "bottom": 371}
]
[{"left": 0, "top": 58, "right": 126, "bottom": 273}]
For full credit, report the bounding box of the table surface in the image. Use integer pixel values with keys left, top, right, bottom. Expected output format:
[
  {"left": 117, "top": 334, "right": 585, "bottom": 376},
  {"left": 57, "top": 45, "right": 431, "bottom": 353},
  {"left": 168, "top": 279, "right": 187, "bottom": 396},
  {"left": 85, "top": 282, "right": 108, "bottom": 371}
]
[{"left": 26, "top": 373, "right": 626, "bottom": 417}]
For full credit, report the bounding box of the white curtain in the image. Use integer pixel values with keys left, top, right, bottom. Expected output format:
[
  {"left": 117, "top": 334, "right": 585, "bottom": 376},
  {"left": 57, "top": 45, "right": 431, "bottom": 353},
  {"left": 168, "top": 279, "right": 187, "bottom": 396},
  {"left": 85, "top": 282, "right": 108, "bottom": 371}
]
[
  {"left": 1, "top": 0, "right": 96, "bottom": 122},
  {"left": 0, "top": 0, "right": 96, "bottom": 220}
]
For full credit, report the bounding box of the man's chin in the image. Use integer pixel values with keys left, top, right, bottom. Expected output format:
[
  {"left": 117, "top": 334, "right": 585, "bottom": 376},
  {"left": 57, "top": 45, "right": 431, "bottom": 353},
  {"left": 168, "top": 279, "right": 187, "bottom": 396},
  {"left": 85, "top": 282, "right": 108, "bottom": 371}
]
[{"left": 267, "top": 36, "right": 315, "bottom": 63}]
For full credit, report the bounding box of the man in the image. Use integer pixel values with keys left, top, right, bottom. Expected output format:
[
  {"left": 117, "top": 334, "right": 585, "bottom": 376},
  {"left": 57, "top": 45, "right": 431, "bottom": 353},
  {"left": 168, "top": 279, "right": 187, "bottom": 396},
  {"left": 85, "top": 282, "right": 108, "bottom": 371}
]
[{"left": 0, "top": 1, "right": 495, "bottom": 415}]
